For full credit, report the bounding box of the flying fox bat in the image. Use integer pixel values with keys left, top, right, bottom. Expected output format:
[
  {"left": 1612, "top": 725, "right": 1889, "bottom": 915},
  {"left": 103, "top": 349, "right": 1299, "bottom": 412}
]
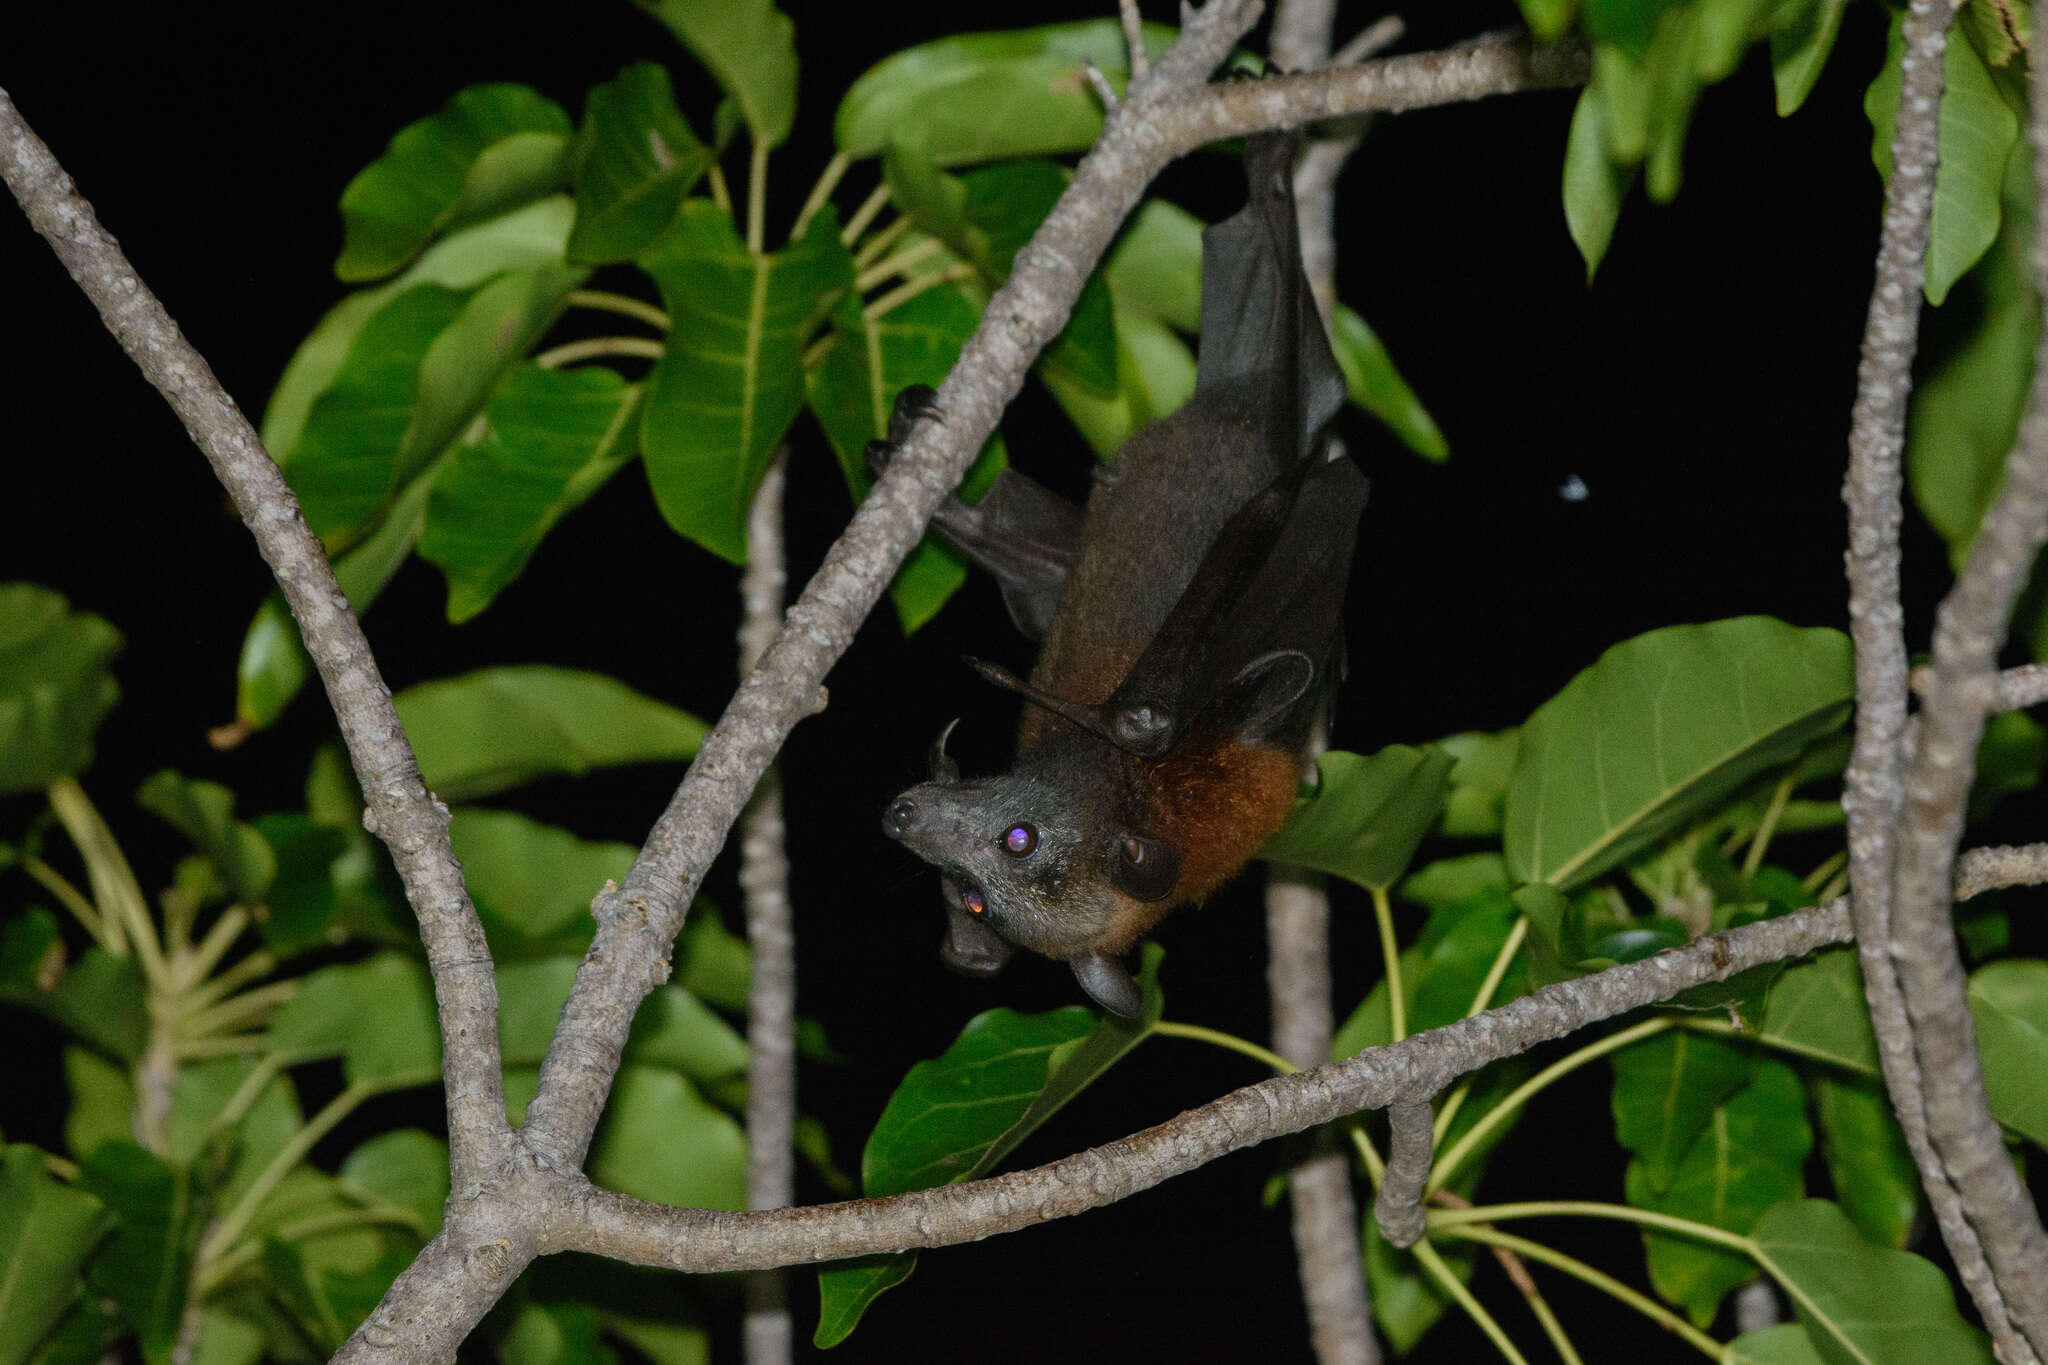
[{"left": 878, "top": 132, "right": 1367, "bottom": 1017}]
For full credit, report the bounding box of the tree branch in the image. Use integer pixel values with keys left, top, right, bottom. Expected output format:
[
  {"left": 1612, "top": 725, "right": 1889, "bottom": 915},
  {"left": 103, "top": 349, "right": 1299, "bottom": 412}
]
[
  {"left": 1373, "top": 1102, "right": 1433, "bottom": 1249},
  {"left": 561, "top": 899, "right": 1852, "bottom": 1271},
  {"left": 0, "top": 86, "right": 515, "bottom": 1196},
  {"left": 1833, "top": 0, "right": 2036, "bottom": 1354},
  {"left": 738, "top": 453, "right": 796, "bottom": 1365},
  {"left": 1884, "top": 30, "right": 2048, "bottom": 1353}
]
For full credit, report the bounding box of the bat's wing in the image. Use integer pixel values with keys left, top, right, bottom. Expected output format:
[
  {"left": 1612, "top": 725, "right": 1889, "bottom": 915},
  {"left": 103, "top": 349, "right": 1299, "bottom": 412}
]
[
  {"left": 868, "top": 386, "right": 1082, "bottom": 640},
  {"left": 1097, "top": 132, "right": 1359, "bottom": 754}
]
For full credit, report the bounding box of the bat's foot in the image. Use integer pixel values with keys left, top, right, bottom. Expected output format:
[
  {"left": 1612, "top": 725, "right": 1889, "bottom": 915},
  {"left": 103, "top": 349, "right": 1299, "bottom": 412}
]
[{"left": 864, "top": 385, "right": 947, "bottom": 478}]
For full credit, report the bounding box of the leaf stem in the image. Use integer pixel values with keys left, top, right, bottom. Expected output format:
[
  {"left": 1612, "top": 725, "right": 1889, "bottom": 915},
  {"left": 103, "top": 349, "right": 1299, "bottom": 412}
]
[
  {"left": 706, "top": 162, "right": 732, "bottom": 217},
  {"left": 791, "top": 150, "right": 851, "bottom": 241},
  {"left": 839, "top": 184, "right": 892, "bottom": 246},
  {"left": 746, "top": 139, "right": 769, "bottom": 255},
  {"left": 1429, "top": 1016, "right": 1675, "bottom": 1195},
  {"left": 1435, "top": 917, "right": 1531, "bottom": 1141},
  {"left": 179, "top": 979, "right": 297, "bottom": 1039},
  {"left": 862, "top": 265, "right": 975, "bottom": 322},
  {"left": 1437, "top": 1224, "right": 1724, "bottom": 1360},
  {"left": 1802, "top": 849, "right": 1848, "bottom": 894},
  {"left": 204, "top": 1052, "right": 293, "bottom": 1143},
  {"left": 565, "top": 289, "right": 671, "bottom": 331},
  {"left": 1430, "top": 1199, "right": 1757, "bottom": 1257},
  {"left": 855, "top": 236, "right": 945, "bottom": 292},
  {"left": 1373, "top": 886, "right": 1407, "bottom": 1043},
  {"left": 532, "top": 337, "right": 666, "bottom": 369},
  {"left": 1153, "top": 1019, "right": 1299, "bottom": 1074},
  {"left": 48, "top": 778, "right": 163, "bottom": 984},
  {"left": 851, "top": 213, "right": 915, "bottom": 270},
  {"left": 198, "top": 1078, "right": 395, "bottom": 1274},
  {"left": 198, "top": 1205, "right": 423, "bottom": 1294},
  {"left": 1413, "top": 1236, "right": 1531, "bottom": 1365},
  {"left": 1743, "top": 774, "right": 1797, "bottom": 878},
  {"left": 176, "top": 907, "right": 250, "bottom": 992},
  {"left": 16, "top": 853, "right": 110, "bottom": 947}
]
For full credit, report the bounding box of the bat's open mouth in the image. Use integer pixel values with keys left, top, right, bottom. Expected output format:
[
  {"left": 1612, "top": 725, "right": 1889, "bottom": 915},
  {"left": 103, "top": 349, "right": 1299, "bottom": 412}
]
[{"left": 941, "top": 873, "right": 988, "bottom": 918}]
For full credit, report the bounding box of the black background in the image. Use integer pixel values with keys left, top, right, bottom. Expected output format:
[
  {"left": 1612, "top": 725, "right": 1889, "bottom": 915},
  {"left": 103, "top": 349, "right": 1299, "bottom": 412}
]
[{"left": 0, "top": 1, "right": 1990, "bottom": 1360}]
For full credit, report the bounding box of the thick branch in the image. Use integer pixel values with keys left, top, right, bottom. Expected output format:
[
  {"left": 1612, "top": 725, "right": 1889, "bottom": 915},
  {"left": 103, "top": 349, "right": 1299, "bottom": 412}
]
[
  {"left": 1833, "top": 0, "right": 2033, "bottom": 1353},
  {"left": 0, "top": 86, "right": 514, "bottom": 1193},
  {"left": 1373, "top": 1102, "right": 1433, "bottom": 1249},
  {"left": 561, "top": 900, "right": 1850, "bottom": 1271},
  {"left": 1886, "top": 31, "right": 2048, "bottom": 1352},
  {"left": 738, "top": 455, "right": 796, "bottom": 1365}
]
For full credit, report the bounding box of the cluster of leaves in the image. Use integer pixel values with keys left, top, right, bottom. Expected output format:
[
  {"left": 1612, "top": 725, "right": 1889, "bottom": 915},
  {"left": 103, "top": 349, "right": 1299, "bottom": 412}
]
[
  {"left": 0, "top": 585, "right": 804, "bottom": 1362},
  {"left": 823, "top": 615, "right": 2043, "bottom": 1360},
  {"left": 234, "top": 5, "right": 1443, "bottom": 733}
]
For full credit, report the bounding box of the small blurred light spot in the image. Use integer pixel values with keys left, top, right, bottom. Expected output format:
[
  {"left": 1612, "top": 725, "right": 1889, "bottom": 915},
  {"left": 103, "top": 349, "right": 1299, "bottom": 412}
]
[{"left": 1558, "top": 473, "right": 1589, "bottom": 503}]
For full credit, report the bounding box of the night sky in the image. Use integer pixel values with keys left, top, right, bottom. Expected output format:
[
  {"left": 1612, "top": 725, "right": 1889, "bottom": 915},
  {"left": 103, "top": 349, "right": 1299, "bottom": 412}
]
[{"left": 3, "top": 2, "right": 1989, "bottom": 1359}]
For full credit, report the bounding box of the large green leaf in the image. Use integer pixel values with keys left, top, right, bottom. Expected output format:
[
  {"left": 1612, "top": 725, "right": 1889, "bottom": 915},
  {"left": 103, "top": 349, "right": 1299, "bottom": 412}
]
[
  {"left": 0, "top": 1144, "right": 108, "bottom": 1365},
  {"left": 815, "top": 948, "right": 1161, "bottom": 1347},
  {"left": 393, "top": 665, "right": 706, "bottom": 801},
  {"left": 169, "top": 1056, "right": 302, "bottom": 1211},
  {"left": 1771, "top": 0, "right": 1851, "bottom": 115},
  {"left": 450, "top": 810, "right": 637, "bottom": 953},
  {"left": 0, "top": 586, "right": 120, "bottom": 796},
  {"left": 1334, "top": 889, "right": 1527, "bottom": 1058},
  {"left": 1759, "top": 948, "right": 1879, "bottom": 1075},
  {"left": 1104, "top": 199, "right": 1203, "bottom": 331},
  {"left": 1628, "top": 1059, "right": 1809, "bottom": 1326},
  {"left": 568, "top": 63, "right": 713, "bottom": 263},
  {"left": 1726, "top": 1323, "right": 1829, "bottom": 1364},
  {"left": 1502, "top": 617, "right": 1854, "bottom": 888},
  {"left": 1330, "top": 305, "right": 1447, "bottom": 462},
  {"left": 0, "top": 926, "right": 147, "bottom": 1062},
  {"left": 134, "top": 771, "right": 274, "bottom": 903},
  {"left": 76, "top": 1142, "right": 201, "bottom": 1365},
  {"left": 1908, "top": 139, "right": 2037, "bottom": 572},
  {"left": 1753, "top": 1199, "right": 1995, "bottom": 1364},
  {"left": 419, "top": 366, "right": 641, "bottom": 621},
  {"left": 1866, "top": 14, "right": 2020, "bottom": 304},
  {"left": 61, "top": 1048, "right": 131, "bottom": 1167},
  {"left": 1967, "top": 958, "right": 2048, "bottom": 1147},
  {"left": 1610, "top": 1029, "right": 1755, "bottom": 1194},
  {"left": 633, "top": 0, "right": 796, "bottom": 147},
  {"left": 1563, "top": 88, "right": 1632, "bottom": 280},
  {"left": 338, "top": 1130, "right": 449, "bottom": 1238},
  {"left": 1812, "top": 1073, "right": 1919, "bottom": 1249},
  {"left": 1261, "top": 746, "right": 1455, "bottom": 892},
  {"left": 639, "top": 201, "right": 855, "bottom": 562},
  {"left": 336, "top": 84, "right": 572, "bottom": 281},
  {"left": 587, "top": 1066, "right": 747, "bottom": 1211},
  {"left": 805, "top": 283, "right": 1008, "bottom": 632},
  {"left": 836, "top": 20, "right": 1175, "bottom": 164},
  {"left": 495, "top": 955, "right": 748, "bottom": 1089},
  {"left": 1436, "top": 728, "right": 1519, "bottom": 838},
  {"left": 267, "top": 953, "right": 440, "bottom": 1088},
  {"left": 247, "top": 813, "right": 352, "bottom": 956},
  {"left": 1038, "top": 306, "right": 1196, "bottom": 457}
]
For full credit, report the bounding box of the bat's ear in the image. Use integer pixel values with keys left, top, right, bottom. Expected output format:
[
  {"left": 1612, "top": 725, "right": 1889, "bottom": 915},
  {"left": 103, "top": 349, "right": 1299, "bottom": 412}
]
[
  {"left": 1109, "top": 832, "right": 1182, "bottom": 902},
  {"left": 1071, "top": 952, "right": 1142, "bottom": 1018},
  {"left": 928, "top": 718, "right": 962, "bottom": 782},
  {"left": 1215, "top": 649, "right": 1315, "bottom": 743},
  {"left": 941, "top": 903, "right": 1014, "bottom": 978}
]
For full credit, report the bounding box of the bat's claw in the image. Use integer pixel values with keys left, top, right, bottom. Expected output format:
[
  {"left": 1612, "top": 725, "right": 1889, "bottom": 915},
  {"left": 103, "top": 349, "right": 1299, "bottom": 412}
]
[{"left": 865, "top": 385, "right": 947, "bottom": 478}]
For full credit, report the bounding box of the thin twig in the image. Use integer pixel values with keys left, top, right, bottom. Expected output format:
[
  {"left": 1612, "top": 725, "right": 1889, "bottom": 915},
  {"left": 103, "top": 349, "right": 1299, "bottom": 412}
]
[
  {"left": 1120, "top": 0, "right": 1150, "bottom": 83},
  {"left": 0, "top": 86, "right": 515, "bottom": 1198},
  {"left": 1373, "top": 1101, "right": 1433, "bottom": 1248}
]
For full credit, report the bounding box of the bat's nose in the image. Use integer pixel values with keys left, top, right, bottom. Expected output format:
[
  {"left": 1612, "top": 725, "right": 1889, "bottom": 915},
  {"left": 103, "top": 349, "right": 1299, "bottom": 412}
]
[{"left": 882, "top": 794, "right": 920, "bottom": 840}]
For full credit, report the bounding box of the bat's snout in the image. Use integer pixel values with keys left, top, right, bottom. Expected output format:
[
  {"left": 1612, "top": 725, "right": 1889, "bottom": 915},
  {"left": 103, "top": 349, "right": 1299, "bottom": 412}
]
[{"left": 881, "top": 792, "right": 924, "bottom": 842}]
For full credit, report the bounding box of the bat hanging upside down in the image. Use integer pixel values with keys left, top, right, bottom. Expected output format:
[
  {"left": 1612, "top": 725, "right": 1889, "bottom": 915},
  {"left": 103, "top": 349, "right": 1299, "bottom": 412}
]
[{"left": 878, "top": 132, "right": 1367, "bottom": 1017}]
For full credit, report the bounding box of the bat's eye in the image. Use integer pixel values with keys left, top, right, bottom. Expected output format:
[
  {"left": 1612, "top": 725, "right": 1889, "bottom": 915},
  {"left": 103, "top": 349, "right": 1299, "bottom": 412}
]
[{"left": 1002, "top": 823, "right": 1038, "bottom": 858}]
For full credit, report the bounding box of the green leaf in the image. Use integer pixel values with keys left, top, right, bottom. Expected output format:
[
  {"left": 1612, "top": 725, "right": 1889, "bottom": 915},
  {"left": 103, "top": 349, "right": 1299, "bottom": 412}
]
[
  {"left": 1760, "top": 948, "right": 1879, "bottom": 1075},
  {"left": 601, "top": 1314, "right": 709, "bottom": 1365},
  {"left": 1967, "top": 958, "right": 2048, "bottom": 1147},
  {"left": 0, "top": 586, "right": 120, "bottom": 796},
  {"left": 60, "top": 1048, "right": 131, "bottom": 1166},
  {"left": 267, "top": 953, "right": 441, "bottom": 1088},
  {"left": 587, "top": 1066, "right": 748, "bottom": 1210},
  {"left": 1812, "top": 1073, "right": 1919, "bottom": 1248},
  {"left": 496, "top": 955, "right": 749, "bottom": 1089},
  {"left": 1564, "top": 88, "right": 1632, "bottom": 281},
  {"left": 1437, "top": 729, "right": 1519, "bottom": 838},
  {"left": 1503, "top": 617, "right": 1854, "bottom": 888},
  {"left": 0, "top": 1144, "right": 108, "bottom": 1365},
  {"left": 640, "top": 201, "right": 855, "bottom": 562},
  {"left": 1039, "top": 307, "right": 1195, "bottom": 456},
  {"left": 633, "top": 0, "right": 797, "bottom": 147},
  {"left": 338, "top": 1130, "right": 448, "bottom": 1238},
  {"left": 337, "top": 84, "right": 572, "bottom": 282},
  {"left": 184, "top": 1310, "right": 264, "bottom": 1365},
  {"left": 1909, "top": 137, "right": 2037, "bottom": 572},
  {"left": 1260, "top": 746, "right": 1456, "bottom": 891},
  {"left": 1725, "top": 1323, "right": 1828, "bottom": 1364},
  {"left": 1330, "top": 305, "right": 1447, "bottom": 462},
  {"left": 451, "top": 810, "right": 636, "bottom": 953},
  {"left": 76, "top": 1142, "right": 201, "bottom": 1365},
  {"left": 1972, "top": 709, "right": 2045, "bottom": 818},
  {"left": 805, "top": 283, "right": 1008, "bottom": 632},
  {"left": 1514, "top": 0, "right": 1579, "bottom": 42},
  {"left": 1771, "top": 0, "right": 1850, "bottom": 115},
  {"left": 169, "top": 1056, "right": 302, "bottom": 1209},
  {"left": 393, "top": 665, "right": 706, "bottom": 801},
  {"left": 1335, "top": 891, "right": 1526, "bottom": 1058},
  {"left": 1610, "top": 1029, "right": 1755, "bottom": 1193},
  {"left": 1104, "top": 198, "right": 1203, "bottom": 332},
  {"left": 247, "top": 813, "right": 351, "bottom": 955},
  {"left": 1628, "top": 1059, "right": 1809, "bottom": 1326},
  {"left": 1, "top": 943, "right": 147, "bottom": 1063},
  {"left": 835, "top": 20, "right": 1173, "bottom": 164},
  {"left": 420, "top": 366, "right": 641, "bottom": 621},
  {"left": 134, "top": 772, "right": 274, "bottom": 903},
  {"left": 1866, "top": 12, "right": 2020, "bottom": 304},
  {"left": 1400, "top": 853, "right": 1510, "bottom": 913},
  {"left": 816, "top": 949, "right": 1161, "bottom": 1345},
  {"left": 1366, "top": 1214, "right": 1477, "bottom": 1353},
  {"left": 1753, "top": 1199, "right": 1995, "bottom": 1363},
  {"left": 568, "top": 64, "right": 713, "bottom": 263},
  {"left": 677, "top": 906, "right": 751, "bottom": 1012}
]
